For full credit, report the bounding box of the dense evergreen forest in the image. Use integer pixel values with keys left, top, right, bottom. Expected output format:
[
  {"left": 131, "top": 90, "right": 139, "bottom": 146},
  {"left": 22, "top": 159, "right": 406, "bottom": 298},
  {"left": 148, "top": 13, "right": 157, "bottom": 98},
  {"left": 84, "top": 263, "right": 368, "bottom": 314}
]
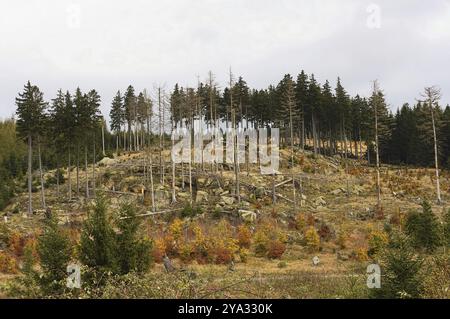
[{"left": 2, "top": 71, "right": 450, "bottom": 211}]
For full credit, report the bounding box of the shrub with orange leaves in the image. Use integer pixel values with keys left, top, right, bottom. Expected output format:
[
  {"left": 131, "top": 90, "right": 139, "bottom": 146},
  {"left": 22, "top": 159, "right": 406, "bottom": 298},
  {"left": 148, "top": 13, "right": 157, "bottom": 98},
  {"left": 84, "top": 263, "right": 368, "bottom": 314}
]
[
  {"left": 238, "top": 248, "right": 249, "bottom": 263},
  {"left": 253, "top": 220, "right": 287, "bottom": 258},
  {"left": 0, "top": 251, "right": 18, "bottom": 274},
  {"left": 202, "top": 219, "right": 239, "bottom": 264},
  {"left": 306, "top": 214, "right": 315, "bottom": 227},
  {"left": 191, "top": 223, "right": 209, "bottom": 264},
  {"left": 152, "top": 238, "right": 166, "bottom": 263},
  {"left": 165, "top": 218, "right": 185, "bottom": 256},
  {"left": 168, "top": 218, "right": 184, "bottom": 242},
  {"left": 267, "top": 240, "right": 286, "bottom": 259},
  {"left": 9, "top": 231, "right": 25, "bottom": 257},
  {"left": 336, "top": 229, "right": 349, "bottom": 249},
  {"left": 295, "top": 213, "right": 306, "bottom": 231},
  {"left": 237, "top": 225, "right": 252, "bottom": 248},
  {"left": 304, "top": 226, "right": 320, "bottom": 253},
  {"left": 179, "top": 242, "right": 194, "bottom": 263},
  {"left": 23, "top": 236, "right": 39, "bottom": 261},
  {"left": 353, "top": 247, "right": 369, "bottom": 262},
  {"left": 214, "top": 244, "right": 234, "bottom": 264}
]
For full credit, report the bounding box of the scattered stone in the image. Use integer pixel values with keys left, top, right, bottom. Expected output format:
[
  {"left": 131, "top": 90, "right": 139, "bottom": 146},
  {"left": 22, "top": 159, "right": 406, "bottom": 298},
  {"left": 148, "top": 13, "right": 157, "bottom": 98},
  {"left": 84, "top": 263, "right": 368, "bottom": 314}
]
[
  {"left": 177, "top": 192, "right": 190, "bottom": 199},
  {"left": 254, "top": 187, "right": 265, "bottom": 199},
  {"left": 130, "top": 184, "right": 146, "bottom": 194},
  {"left": 240, "top": 209, "right": 257, "bottom": 222},
  {"left": 221, "top": 196, "right": 235, "bottom": 206},
  {"left": 330, "top": 189, "right": 342, "bottom": 196},
  {"left": 314, "top": 196, "right": 327, "bottom": 207},
  {"left": 312, "top": 256, "right": 320, "bottom": 266},
  {"left": 196, "top": 191, "right": 208, "bottom": 203},
  {"left": 98, "top": 157, "right": 117, "bottom": 166},
  {"left": 337, "top": 251, "right": 350, "bottom": 261}
]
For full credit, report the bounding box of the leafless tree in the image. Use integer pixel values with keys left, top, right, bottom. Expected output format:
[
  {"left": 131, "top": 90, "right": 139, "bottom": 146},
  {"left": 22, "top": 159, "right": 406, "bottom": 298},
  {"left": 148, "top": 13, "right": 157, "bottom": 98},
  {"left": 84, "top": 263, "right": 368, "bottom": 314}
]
[
  {"left": 421, "top": 86, "right": 443, "bottom": 204},
  {"left": 372, "top": 80, "right": 382, "bottom": 208}
]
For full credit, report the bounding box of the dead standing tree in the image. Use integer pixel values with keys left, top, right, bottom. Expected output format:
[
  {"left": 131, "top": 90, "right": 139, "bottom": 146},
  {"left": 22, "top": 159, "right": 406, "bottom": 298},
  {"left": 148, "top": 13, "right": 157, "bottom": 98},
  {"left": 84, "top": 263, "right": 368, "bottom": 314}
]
[
  {"left": 229, "top": 68, "right": 240, "bottom": 204},
  {"left": 372, "top": 80, "right": 382, "bottom": 209},
  {"left": 421, "top": 86, "right": 443, "bottom": 205}
]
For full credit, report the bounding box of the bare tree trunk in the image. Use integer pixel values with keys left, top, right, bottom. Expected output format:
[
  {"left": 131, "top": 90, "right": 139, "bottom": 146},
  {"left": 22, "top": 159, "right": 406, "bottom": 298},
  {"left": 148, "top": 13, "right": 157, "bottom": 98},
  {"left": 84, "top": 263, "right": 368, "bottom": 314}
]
[
  {"left": 38, "top": 136, "right": 46, "bottom": 209},
  {"left": 123, "top": 128, "right": 127, "bottom": 151},
  {"left": 158, "top": 88, "right": 163, "bottom": 184},
  {"left": 230, "top": 70, "right": 240, "bottom": 204},
  {"left": 428, "top": 95, "right": 442, "bottom": 204},
  {"left": 76, "top": 143, "right": 80, "bottom": 197},
  {"left": 27, "top": 135, "right": 32, "bottom": 216},
  {"left": 102, "top": 122, "right": 106, "bottom": 157},
  {"left": 56, "top": 160, "right": 60, "bottom": 197},
  {"left": 373, "top": 81, "right": 382, "bottom": 208},
  {"left": 85, "top": 146, "right": 89, "bottom": 198},
  {"left": 272, "top": 173, "right": 276, "bottom": 205},
  {"left": 289, "top": 95, "right": 297, "bottom": 209},
  {"left": 92, "top": 135, "right": 96, "bottom": 198},
  {"left": 116, "top": 134, "right": 119, "bottom": 155},
  {"left": 171, "top": 119, "right": 176, "bottom": 203},
  {"left": 148, "top": 149, "right": 156, "bottom": 212},
  {"left": 68, "top": 149, "right": 72, "bottom": 201},
  {"left": 312, "top": 114, "right": 317, "bottom": 156}
]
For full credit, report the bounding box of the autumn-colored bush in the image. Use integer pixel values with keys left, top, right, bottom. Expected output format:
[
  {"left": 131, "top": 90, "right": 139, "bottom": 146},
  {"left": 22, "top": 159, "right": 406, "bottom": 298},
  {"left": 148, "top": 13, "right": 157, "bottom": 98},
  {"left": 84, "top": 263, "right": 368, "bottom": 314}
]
[
  {"left": 191, "top": 223, "right": 209, "bottom": 264},
  {"left": 295, "top": 213, "right": 306, "bottom": 231},
  {"left": 336, "top": 229, "right": 349, "bottom": 249},
  {"left": 179, "top": 242, "right": 194, "bottom": 263},
  {"left": 253, "top": 221, "right": 287, "bottom": 258},
  {"left": 318, "top": 223, "right": 333, "bottom": 242},
  {"left": 152, "top": 238, "right": 166, "bottom": 263},
  {"left": 353, "top": 247, "right": 369, "bottom": 262},
  {"left": 267, "top": 240, "right": 286, "bottom": 259},
  {"left": 209, "top": 220, "right": 239, "bottom": 264},
  {"left": 306, "top": 214, "right": 315, "bottom": 227},
  {"left": 168, "top": 218, "right": 184, "bottom": 242},
  {"left": 9, "top": 231, "right": 26, "bottom": 257},
  {"left": 237, "top": 225, "right": 252, "bottom": 248},
  {"left": 254, "top": 229, "right": 269, "bottom": 257},
  {"left": 0, "top": 251, "right": 18, "bottom": 274},
  {"left": 163, "top": 234, "right": 177, "bottom": 257},
  {"left": 214, "top": 244, "right": 234, "bottom": 264},
  {"left": 238, "top": 248, "right": 249, "bottom": 263},
  {"left": 304, "top": 226, "right": 320, "bottom": 252},
  {"left": 23, "top": 236, "right": 39, "bottom": 261}
]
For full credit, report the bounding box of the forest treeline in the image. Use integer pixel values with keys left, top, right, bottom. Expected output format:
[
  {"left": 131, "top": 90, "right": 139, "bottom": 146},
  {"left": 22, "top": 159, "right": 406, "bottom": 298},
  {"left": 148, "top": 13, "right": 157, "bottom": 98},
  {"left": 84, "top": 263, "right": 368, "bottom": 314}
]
[{"left": 2, "top": 71, "right": 450, "bottom": 211}]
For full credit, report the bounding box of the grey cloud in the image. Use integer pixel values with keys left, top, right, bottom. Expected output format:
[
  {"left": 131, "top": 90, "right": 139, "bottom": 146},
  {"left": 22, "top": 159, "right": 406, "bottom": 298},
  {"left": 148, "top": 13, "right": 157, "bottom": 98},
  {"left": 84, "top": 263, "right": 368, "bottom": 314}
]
[{"left": 1, "top": 0, "right": 449, "bottom": 120}]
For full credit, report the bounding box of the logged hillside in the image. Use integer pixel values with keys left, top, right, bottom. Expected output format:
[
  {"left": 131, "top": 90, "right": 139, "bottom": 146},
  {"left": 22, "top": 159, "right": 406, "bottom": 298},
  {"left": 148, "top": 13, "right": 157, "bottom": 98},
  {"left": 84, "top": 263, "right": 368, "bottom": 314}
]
[{"left": 0, "top": 147, "right": 449, "bottom": 299}]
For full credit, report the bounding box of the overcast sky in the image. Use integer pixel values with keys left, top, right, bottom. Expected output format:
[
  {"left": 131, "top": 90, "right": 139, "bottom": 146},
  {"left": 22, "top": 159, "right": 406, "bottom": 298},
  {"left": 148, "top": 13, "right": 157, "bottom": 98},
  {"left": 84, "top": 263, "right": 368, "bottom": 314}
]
[{"left": 1, "top": 0, "right": 450, "bottom": 121}]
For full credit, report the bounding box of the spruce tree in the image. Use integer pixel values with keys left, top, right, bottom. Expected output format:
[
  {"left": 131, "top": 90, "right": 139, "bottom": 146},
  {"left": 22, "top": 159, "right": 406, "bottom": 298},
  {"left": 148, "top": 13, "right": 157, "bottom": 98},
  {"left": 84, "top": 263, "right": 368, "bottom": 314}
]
[
  {"left": 371, "top": 232, "right": 424, "bottom": 299},
  {"left": 37, "top": 213, "right": 72, "bottom": 294},
  {"left": 405, "top": 201, "right": 442, "bottom": 252},
  {"left": 15, "top": 81, "right": 48, "bottom": 215},
  {"left": 124, "top": 85, "right": 136, "bottom": 151},
  {"left": 295, "top": 71, "right": 309, "bottom": 150},
  {"left": 444, "top": 208, "right": 450, "bottom": 248},
  {"left": 115, "top": 203, "right": 152, "bottom": 274},
  {"left": 80, "top": 195, "right": 117, "bottom": 271},
  {"left": 110, "top": 91, "right": 124, "bottom": 153}
]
